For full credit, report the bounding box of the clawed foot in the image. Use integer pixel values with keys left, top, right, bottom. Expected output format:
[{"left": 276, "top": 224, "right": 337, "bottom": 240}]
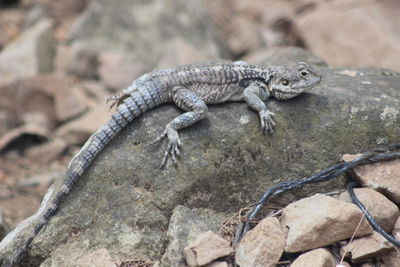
[
  {"left": 259, "top": 110, "right": 276, "bottom": 135},
  {"left": 153, "top": 127, "right": 182, "bottom": 168}
]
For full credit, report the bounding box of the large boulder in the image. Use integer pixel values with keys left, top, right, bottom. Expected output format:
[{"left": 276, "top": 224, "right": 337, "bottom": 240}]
[{"left": 1, "top": 49, "right": 399, "bottom": 266}]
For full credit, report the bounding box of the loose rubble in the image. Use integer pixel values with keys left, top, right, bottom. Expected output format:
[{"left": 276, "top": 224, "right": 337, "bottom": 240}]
[{"left": 182, "top": 155, "right": 400, "bottom": 266}]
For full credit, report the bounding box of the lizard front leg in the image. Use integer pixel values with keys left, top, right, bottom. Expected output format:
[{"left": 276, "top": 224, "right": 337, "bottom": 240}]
[
  {"left": 155, "top": 86, "right": 208, "bottom": 167},
  {"left": 243, "top": 81, "right": 275, "bottom": 135}
]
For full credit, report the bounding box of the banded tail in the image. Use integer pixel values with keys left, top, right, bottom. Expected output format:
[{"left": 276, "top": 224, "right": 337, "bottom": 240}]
[{"left": 11, "top": 77, "right": 167, "bottom": 264}]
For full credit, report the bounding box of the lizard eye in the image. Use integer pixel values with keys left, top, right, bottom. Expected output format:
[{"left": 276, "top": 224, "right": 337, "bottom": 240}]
[
  {"left": 281, "top": 79, "right": 289, "bottom": 86},
  {"left": 301, "top": 71, "right": 309, "bottom": 77}
]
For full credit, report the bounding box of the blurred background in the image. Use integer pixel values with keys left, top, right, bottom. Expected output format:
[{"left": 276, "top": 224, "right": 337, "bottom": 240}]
[{"left": 0, "top": 0, "right": 399, "bottom": 236}]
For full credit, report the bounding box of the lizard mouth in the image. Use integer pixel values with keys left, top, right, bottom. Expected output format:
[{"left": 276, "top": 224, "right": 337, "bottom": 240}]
[{"left": 272, "top": 90, "right": 302, "bottom": 100}]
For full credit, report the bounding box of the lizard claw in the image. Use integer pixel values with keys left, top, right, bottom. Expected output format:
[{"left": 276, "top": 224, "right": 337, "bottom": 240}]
[
  {"left": 159, "top": 128, "right": 182, "bottom": 168},
  {"left": 152, "top": 129, "right": 167, "bottom": 145},
  {"left": 106, "top": 93, "right": 129, "bottom": 109},
  {"left": 259, "top": 110, "right": 276, "bottom": 135}
]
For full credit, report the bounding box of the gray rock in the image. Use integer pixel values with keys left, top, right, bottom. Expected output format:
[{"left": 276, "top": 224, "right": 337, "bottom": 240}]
[
  {"left": 162, "top": 206, "right": 227, "bottom": 267},
  {"left": 1, "top": 49, "right": 400, "bottom": 265}
]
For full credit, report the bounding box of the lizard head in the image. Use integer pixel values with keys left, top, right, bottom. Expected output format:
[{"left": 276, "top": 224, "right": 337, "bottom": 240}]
[{"left": 268, "top": 62, "right": 321, "bottom": 100}]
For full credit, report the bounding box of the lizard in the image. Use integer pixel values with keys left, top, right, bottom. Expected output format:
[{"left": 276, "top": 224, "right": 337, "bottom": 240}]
[{"left": 7, "top": 60, "right": 321, "bottom": 265}]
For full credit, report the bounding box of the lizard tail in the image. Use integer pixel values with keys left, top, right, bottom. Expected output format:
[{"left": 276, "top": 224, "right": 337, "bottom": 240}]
[{"left": 11, "top": 78, "right": 167, "bottom": 264}]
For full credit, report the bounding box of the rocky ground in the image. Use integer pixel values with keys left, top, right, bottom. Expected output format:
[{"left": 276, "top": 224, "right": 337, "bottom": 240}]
[{"left": 0, "top": 0, "right": 399, "bottom": 266}]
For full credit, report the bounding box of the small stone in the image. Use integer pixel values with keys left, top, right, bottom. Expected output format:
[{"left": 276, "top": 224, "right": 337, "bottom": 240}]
[
  {"left": 338, "top": 188, "right": 399, "bottom": 232},
  {"left": 76, "top": 248, "right": 117, "bottom": 267},
  {"left": 281, "top": 194, "right": 373, "bottom": 253},
  {"left": 340, "top": 231, "right": 393, "bottom": 263},
  {"left": 183, "top": 231, "right": 232, "bottom": 267},
  {"left": 235, "top": 217, "right": 286, "bottom": 267},
  {"left": 0, "top": 123, "right": 51, "bottom": 151},
  {"left": 40, "top": 0, "right": 89, "bottom": 20},
  {"left": 343, "top": 154, "right": 400, "bottom": 204},
  {"left": 54, "top": 44, "right": 72, "bottom": 74},
  {"left": 0, "top": 19, "right": 56, "bottom": 86},
  {"left": 53, "top": 80, "right": 88, "bottom": 122},
  {"left": 290, "top": 248, "right": 336, "bottom": 267},
  {"left": 26, "top": 139, "right": 67, "bottom": 163},
  {"left": 392, "top": 217, "right": 400, "bottom": 240},
  {"left": 80, "top": 80, "right": 110, "bottom": 102},
  {"left": 206, "top": 261, "right": 228, "bottom": 267},
  {"left": 0, "top": 111, "right": 13, "bottom": 136},
  {"left": 18, "top": 170, "right": 63, "bottom": 188},
  {"left": 381, "top": 249, "right": 400, "bottom": 267},
  {"left": 161, "top": 206, "right": 227, "bottom": 267}
]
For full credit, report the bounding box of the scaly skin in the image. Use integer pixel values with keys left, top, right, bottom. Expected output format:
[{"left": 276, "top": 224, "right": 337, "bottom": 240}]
[{"left": 7, "top": 60, "right": 321, "bottom": 265}]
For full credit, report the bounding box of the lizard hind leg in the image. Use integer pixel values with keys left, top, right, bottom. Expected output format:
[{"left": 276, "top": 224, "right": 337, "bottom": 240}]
[
  {"left": 156, "top": 86, "right": 208, "bottom": 168},
  {"left": 106, "top": 92, "right": 130, "bottom": 109}
]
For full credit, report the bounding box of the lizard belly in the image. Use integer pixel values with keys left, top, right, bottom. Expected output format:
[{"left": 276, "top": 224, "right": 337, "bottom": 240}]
[{"left": 188, "top": 83, "right": 245, "bottom": 104}]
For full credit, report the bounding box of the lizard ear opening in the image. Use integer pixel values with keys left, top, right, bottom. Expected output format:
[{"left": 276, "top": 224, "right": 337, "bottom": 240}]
[{"left": 281, "top": 79, "right": 289, "bottom": 86}]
